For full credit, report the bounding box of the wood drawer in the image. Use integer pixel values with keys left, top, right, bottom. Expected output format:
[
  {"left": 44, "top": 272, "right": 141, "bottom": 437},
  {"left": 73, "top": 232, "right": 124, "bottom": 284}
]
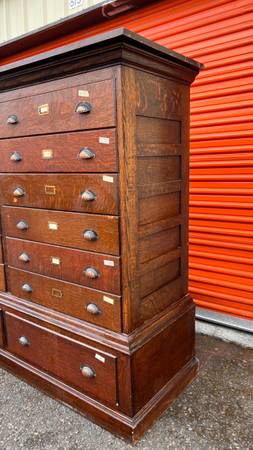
[
  {"left": 3, "top": 206, "right": 120, "bottom": 256},
  {"left": 0, "top": 78, "right": 115, "bottom": 138},
  {"left": 0, "top": 129, "right": 117, "bottom": 173},
  {"left": 0, "top": 174, "right": 118, "bottom": 215},
  {"left": 8, "top": 268, "right": 122, "bottom": 332},
  {"left": 0, "top": 264, "right": 6, "bottom": 292},
  {"left": 6, "top": 238, "right": 121, "bottom": 295},
  {"left": 4, "top": 311, "right": 119, "bottom": 406}
]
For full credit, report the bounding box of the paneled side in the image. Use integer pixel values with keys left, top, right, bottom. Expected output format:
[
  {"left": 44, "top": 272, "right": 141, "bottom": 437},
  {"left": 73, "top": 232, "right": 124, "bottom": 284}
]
[{"left": 119, "top": 67, "right": 190, "bottom": 331}]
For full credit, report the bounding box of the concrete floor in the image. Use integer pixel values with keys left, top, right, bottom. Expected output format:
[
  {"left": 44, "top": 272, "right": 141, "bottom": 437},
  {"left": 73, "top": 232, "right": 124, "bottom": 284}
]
[{"left": 0, "top": 333, "right": 252, "bottom": 450}]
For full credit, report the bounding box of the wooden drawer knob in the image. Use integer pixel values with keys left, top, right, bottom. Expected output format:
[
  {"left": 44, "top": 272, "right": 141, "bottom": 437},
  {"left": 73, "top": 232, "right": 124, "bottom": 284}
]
[
  {"left": 19, "top": 336, "right": 30, "bottom": 347},
  {"left": 83, "top": 230, "right": 97, "bottom": 241},
  {"left": 80, "top": 365, "right": 96, "bottom": 378},
  {"left": 19, "top": 252, "right": 30, "bottom": 263},
  {"left": 86, "top": 303, "right": 101, "bottom": 315},
  {"left": 75, "top": 102, "right": 92, "bottom": 114},
  {"left": 83, "top": 267, "right": 100, "bottom": 279},
  {"left": 16, "top": 220, "right": 29, "bottom": 230},
  {"left": 79, "top": 148, "right": 95, "bottom": 160},
  {"left": 22, "top": 283, "right": 33, "bottom": 293},
  {"left": 81, "top": 190, "right": 96, "bottom": 202},
  {"left": 10, "top": 151, "right": 22, "bottom": 162},
  {"left": 7, "top": 114, "right": 18, "bottom": 124},
  {"left": 13, "top": 187, "right": 25, "bottom": 197}
]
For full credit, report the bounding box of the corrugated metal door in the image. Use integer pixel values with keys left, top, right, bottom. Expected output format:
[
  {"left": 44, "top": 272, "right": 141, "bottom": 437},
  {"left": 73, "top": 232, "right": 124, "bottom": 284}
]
[{"left": 1, "top": 0, "right": 252, "bottom": 319}]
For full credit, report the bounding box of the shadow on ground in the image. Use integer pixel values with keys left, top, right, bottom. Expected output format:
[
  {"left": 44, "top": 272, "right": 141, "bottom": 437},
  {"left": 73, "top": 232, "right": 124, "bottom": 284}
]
[{"left": 0, "top": 334, "right": 252, "bottom": 450}]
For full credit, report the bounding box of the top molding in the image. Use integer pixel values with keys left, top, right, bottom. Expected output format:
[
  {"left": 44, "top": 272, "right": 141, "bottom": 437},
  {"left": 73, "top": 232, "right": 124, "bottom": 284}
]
[{"left": 0, "top": 28, "right": 203, "bottom": 91}]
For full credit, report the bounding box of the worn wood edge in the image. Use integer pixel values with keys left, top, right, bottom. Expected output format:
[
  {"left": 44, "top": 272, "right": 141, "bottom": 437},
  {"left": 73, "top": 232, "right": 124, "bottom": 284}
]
[
  {"left": 0, "top": 292, "right": 193, "bottom": 355},
  {"left": 0, "top": 349, "right": 198, "bottom": 442}
]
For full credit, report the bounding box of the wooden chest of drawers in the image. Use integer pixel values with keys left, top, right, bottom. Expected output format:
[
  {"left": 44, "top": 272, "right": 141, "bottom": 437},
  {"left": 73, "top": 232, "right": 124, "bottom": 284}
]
[{"left": 0, "top": 29, "right": 201, "bottom": 441}]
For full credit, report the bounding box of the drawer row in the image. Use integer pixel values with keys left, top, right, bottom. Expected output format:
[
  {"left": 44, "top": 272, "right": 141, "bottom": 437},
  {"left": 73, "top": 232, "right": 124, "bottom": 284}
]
[
  {"left": 0, "top": 174, "right": 118, "bottom": 215},
  {"left": 0, "top": 309, "right": 122, "bottom": 409}
]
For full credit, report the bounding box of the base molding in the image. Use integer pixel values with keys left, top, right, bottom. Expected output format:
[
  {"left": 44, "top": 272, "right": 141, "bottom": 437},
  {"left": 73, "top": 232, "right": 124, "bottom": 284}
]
[{"left": 0, "top": 349, "right": 198, "bottom": 442}]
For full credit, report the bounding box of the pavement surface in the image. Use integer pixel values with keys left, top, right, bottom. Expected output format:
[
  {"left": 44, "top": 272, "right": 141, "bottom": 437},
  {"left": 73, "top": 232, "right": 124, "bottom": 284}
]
[{"left": 0, "top": 333, "right": 252, "bottom": 450}]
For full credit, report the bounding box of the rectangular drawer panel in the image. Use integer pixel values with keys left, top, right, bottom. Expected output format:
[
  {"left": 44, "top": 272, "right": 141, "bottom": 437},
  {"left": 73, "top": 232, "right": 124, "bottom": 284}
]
[
  {"left": 5, "top": 311, "right": 118, "bottom": 406},
  {"left": 0, "top": 129, "right": 117, "bottom": 173},
  {"left": 0, "top": 264, "right": 6, "bottom": 292},
  {"left": 3, "top": 206, "right": 120, "bottom": 256},
  {"left": 0, "top": 174, "right": 118, "bottom": 215},
  {"left": 8, "top": 268, "right": 121, "bottom": 332},
  {"left": 6, "top": 238, "right": 121, "bottom": 295},
  {"left": 0, "top": 78, "right": 115, "bottom": 138}
]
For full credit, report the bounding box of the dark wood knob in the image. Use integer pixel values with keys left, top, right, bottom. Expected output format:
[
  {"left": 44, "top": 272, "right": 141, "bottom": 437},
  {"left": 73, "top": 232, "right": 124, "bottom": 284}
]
[
  {"left": 79, "top": 148, "right": 95, "bottom": 160},
  {"left": 10, "top": 151, "right": 22, "bottom": 162},
  {"left": 83, "top": 267, "right": 99, "bottom": 279},
  {"left": 75, "top": 102, "right": 92, "bottom": 114},
  {"left": 22, "top": 283, "right": 32, "bottom": 293},
  {"left": 80, "top": 365, "right": 95, "bottom": 378},
  {"left": 19, "top": 252, "right": 30, "bottom": 263},
  {"left": 19, "top": 336, "right": 30, "bottom": 347},
  {"left": 81, "top": 190, "right": 96, "bottom": 201},
  {"left": 86, "top": 303, "right": 101, "bottom": 315},
  {"left": 83, "top": 230, "right": 97, "bottom": 241},
  {"left": 7, "top": 114, "right": 18, "bottom": 124},
  {"left": 13, "top": 187, "right": 25, "bottom": 197},
  {"left": 16, "top": 220, "right": 28, "bottom": 230}
]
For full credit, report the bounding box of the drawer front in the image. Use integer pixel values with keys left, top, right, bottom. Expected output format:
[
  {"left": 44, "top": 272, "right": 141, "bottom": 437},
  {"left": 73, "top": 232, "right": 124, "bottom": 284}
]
[
  {"left": 0, "top": 78, "right": 115, "bottom": 138},
  {"left": 3, "top": 207, "right": 120, "bottom": 256},
  {"left": 0, "top": 129, "right": 117, "bottom": 173},
  {"left": 6, "top": 238, "right": 121, "bottom": 295},
  {"left": 8, "top": 268, "right": 121, "bottom": 332},
  {"left": 5, "top": 311, "right": 118, "bottom": 406},
  {"left": 0, "top": 174, "right": 118, "bottom": 215},
  {"left": 0, "top": 309, "right": 4, "bottom": 347}
]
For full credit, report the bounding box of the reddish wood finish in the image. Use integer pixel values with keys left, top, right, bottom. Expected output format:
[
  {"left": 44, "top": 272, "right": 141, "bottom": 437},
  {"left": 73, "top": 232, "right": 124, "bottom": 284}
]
[
  {"left": 5, "top": 311, "right": 119, "bottom": 407},
  {"left": 0, "top": 30, "right": 201, "bottom": 442},
  {"left": 0, "top": 309, "right": 3, "bottom": 347},
  {"left": 3, "top": 206, "right": 120, "bottom": 255},
  {"left": 0, "top": 174, "right": 119, "bottom": 214},
  {"left": 6, "top": 238, "right": 121, "bottom": 295},
  {"left": 8, "top": 268, "right": 122, "bottom": 332},
  {"left": 0, "top": 265, "right": 6, "bottom": 292},
  {"left": 0, "top": 78, "right": 115, "bottom": 138},
  {"left": 0, "top": 129, "right": 117, "bottom": 172}
]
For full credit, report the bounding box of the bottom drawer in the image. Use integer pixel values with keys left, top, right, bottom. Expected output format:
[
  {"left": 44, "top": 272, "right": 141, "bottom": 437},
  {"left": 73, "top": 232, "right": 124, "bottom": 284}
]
[
  {"left": 8, "top": 267, "right": 121, "bottom": 332},
  {"left": 0, "top": 309, "right": 4, "bottom": 347},
  {"left": 4, "top": 312, "right": 118, "bottom": 407}
]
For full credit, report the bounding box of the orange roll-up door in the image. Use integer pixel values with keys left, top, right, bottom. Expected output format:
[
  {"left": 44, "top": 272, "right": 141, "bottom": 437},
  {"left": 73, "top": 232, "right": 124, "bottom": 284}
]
[{"left": 1, "top": 0, "right": 252, "bottom": 320}]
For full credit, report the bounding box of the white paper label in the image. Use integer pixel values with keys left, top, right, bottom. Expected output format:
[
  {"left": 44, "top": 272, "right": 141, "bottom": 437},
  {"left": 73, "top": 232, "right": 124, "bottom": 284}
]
[
  {"left": 104, "top": 260, "right": 115, "bottom": 267},
  {"left": 42, "top": 149, "right": 53, "bottom": 159},
  {"left": 38, "top": 104, "right": 49, "bottom": 115},
  {"left": 99, "top": 137, "right": 110, "bottom": 145},
  {"left": 51, "top": 257, "right": 61, "bottom": 265},
  {"left": 78, "top": 89, "right": 89, "bottom": 97},
  {"left": 103, "top": 295, "right": 114, "bottom": 305},
  {"left": 95, "top": 353, "right": 105, "bottom": 363},
  {"left": 48, "top": 222, "right": 58, "bottom": 231},
  {"left": 103, "top": 175, "right": 114, "bottom": 183}
]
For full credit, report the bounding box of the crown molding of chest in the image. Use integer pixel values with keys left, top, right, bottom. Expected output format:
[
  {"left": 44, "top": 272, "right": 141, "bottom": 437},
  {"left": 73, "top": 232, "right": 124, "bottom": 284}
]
[
  {"left": 0, "top": 28, "right": 202, "bottom": 92},
  {"left": 0, "top": 292, "right": 193, "bottom": 356}
]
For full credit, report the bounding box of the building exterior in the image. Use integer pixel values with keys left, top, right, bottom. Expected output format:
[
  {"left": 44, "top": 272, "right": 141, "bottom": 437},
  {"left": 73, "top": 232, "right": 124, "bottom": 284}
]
[{"left": 0, "top": 0, "right": 252, "bottom": 329}]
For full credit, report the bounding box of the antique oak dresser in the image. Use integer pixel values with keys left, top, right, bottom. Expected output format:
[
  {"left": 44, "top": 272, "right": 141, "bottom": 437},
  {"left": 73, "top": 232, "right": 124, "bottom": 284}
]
[{"left": 0, "top": 29, "right": 201, "bottom": 441}]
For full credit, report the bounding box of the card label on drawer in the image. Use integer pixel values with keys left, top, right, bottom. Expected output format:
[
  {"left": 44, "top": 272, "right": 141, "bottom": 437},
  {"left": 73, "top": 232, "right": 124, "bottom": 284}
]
[
  {"left": 103, "top": 295, "right": 114, "bottom": 305},
  {"left": 42, "top": 149, "right": 53, "bottom": 160},
  {"left": 48, "top": 221, "right": 58, "bottom": 231},
  {"left": 102, "top": 175, "right": 114, "bottom": 183},
  {"left": 45, "top": 185, "right": 56, "bottom": 195},
  {"left": 95, "top": 353, "right": 105, "bottom": 363},
  {"left": 99, "top": 137, "right": 110, "bottom": 145},
  {"left": 51, "top": 288, "right": 63, "bottom": 298},
  {"left": 78, "top": 89, "right": 89, "bottom": 97},
  {"left": 104, "top": 260, "right": 114, "bottom": 267},
  {"left": 51, "top": 257, "right": 61, "bottom": 265},
  {"left": 38, "top": 104, "right": 49, "bottom": 115}
]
